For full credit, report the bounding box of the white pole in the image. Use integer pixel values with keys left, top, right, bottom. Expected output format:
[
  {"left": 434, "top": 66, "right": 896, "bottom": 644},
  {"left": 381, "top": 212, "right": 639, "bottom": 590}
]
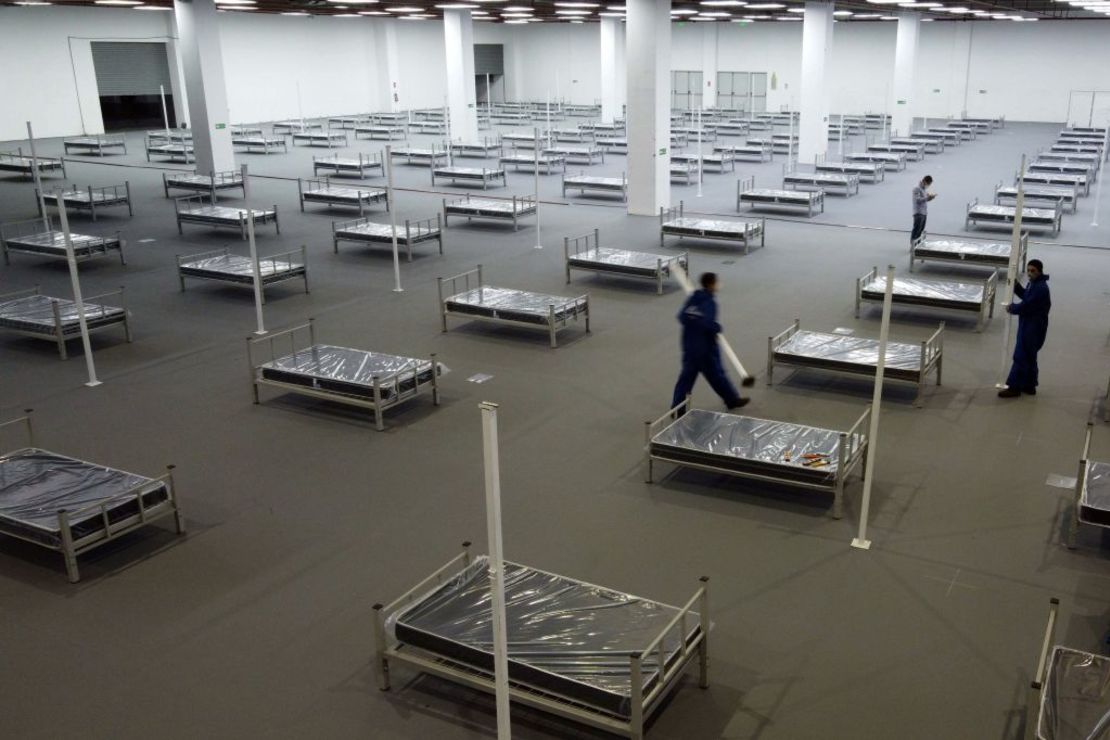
[
  {"left": 246, "top": 212, "right": 266, "bottom": 336},
  {"left": 671, "top": 262, "right": 752, "bottom": 384},
  {"left": 996, "top": 155, "right": 1026, "bottom": 389},
  {"left": 296, "top": 80, "right": 305, "bottom": 129},
  {"left": 384, "top": 144, "right": 403, "bottom": 293},
  {"left": 160, "top": 84, "right": 171, "bottom": 140},
  {"left": 26, "top": 122, "right": 50, "bottom": 232},
  {"left": 546, "top": 92, "right": 552, "bottom": 148},
  {"left": 696, "top": 105, "right": 703, "bottom": 198},
  {"left": 838, "top": 113, "right": 845, "bottom": 158},
  {"left": 486, "top": 73, "right": 491, "bottom": 105},
  {"left": 444, "top": 97, "right": 453, "bottom": 167},
  {"left": 533, "top": 126, "right": 542, "bottom": 250},
  {"left": 851, "top": 264, "right": 896, "bottom": 551},
  {"left": 788, "top": 107, "right": 795, "bottom": 169},
  {"left": 55, "top": 191, "right": 101, "bottom": 388},
  {"left": 1091, "top": 122, "right": 1108, "bottom": 227},
  {"left": 479, "top": 401, "right": 512, "bottom": 740}
]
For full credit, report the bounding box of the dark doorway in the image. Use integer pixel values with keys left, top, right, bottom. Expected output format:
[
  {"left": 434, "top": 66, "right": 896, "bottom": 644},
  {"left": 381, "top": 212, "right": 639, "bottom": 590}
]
[
  {"left": 91, "top": 41, "right": 176, "bottom": 132},
  {"left": 99, "top": 94, "right": 176, "bottom": 132}
]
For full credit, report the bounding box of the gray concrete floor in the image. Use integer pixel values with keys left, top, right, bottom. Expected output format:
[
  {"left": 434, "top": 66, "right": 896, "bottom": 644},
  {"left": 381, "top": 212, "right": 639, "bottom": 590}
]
[{"left": 1, "top": 119, "right": 1109, "bottom": 740}]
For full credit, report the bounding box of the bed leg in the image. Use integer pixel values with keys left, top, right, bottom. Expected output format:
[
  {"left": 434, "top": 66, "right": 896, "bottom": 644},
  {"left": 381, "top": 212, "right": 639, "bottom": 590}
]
[
  {"left": 548, "top": 306, "right": 557, "bottom": 348},
  {"left": 833, "top": 479, "right": 844, "bottom": 520},
  {"left": 57, "top": 510, "right": 80, "bottom": 583},
  {"left": 1066, "top": 505, "right": 1080, "bottom": 550},
  {"left": 372, "top": 604, "right": 392, "bottom": 691},
  {"left": 698, "top": 576, "right": 710, "bottom": 689},
  {"left": 629, "top": 655, "right": 645, "bottom": 740},
  {"left": 766, "top": 336, "right": 774, "bottom": 385}
]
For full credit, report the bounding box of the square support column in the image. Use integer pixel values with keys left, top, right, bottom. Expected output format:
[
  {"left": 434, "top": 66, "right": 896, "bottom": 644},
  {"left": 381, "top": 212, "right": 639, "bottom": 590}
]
[
  {"left": 702, "top": 23, "right": 718, "bottom": 110},
  {"left": 798, "top": 1, "right": 833, "bottom": 164},
  {"left": 375, "top": 20, "right": 403, "bottom": 112},
  {"left": 626, "top": 0, "right": 671, "bottom": 216},
  {"left": 892, "top": 12, "right": 920, "bottom": 136},
  {"left": 616, "top": 22, "right": 627, "bottom": 117},
  {"left": 600, "top": 17, "right": 620, "bottom": 123},
  {"left": 444, "top": 9, "right": 479, "bottom": 142},
  {"left": 173, "top": 0, "right": 235, "bottom": 174}
]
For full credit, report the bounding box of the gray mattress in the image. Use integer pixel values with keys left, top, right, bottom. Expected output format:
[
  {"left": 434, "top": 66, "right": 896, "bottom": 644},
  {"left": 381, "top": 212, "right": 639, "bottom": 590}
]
[
  {"left": 434, "top": 166, "right": 504, "bottom": 177},
  {"left": 650, "top": 410, "right": 856, "bottom": 483},
  {"left": 969, "top": 204, "right": 1057, "bottom": 222},
  {"left": 914, "top": 239, "right": 1011, "bottom": 264},
  {"left": 568, "top": 247, "right": 679, "bottom": 276},
  {"left": 774, "top": 330, "right": 926, "bottom": 382},
  {"left": 3, "top": 231, "right": 120, "bottom": 257},
  {"left": 1081, "top": 460, "right": 1110, "bottom": 527},
  {"left": 166, "top": 173, "right": 241, "bottom": 188},
  {"left": 861, "top": 276, "right": 985, "bottom": 310},
  {"left": 0, "top": 449, "right": 168, "bottom": 547},
  {"left": 304, "top": 186, "right": 385, "bottom": 202},
  {"left": 388, "top": 556, "right": 702, "bottom": 718},
  {"left": 446, "top": 286, "right": 587, "bottom": 324},
  {"left": 0, "top": 294, "right": 124, "bottom": 334},
  {"left": 179, "top": 205, "right": 275, "bottom": 222},
  {"left": 179, "top": 254, "right": 303, "bottom": 284},
  {"left": 42, "top": 190, "right": 127, "bottom": 206},
  {"left": 445, "top": 198, "right": 534, "bottom": 216},
  {"left": 1037, "top": 646, "right": 1110, "bottom": 740},
  {"left": 335, "top": 221, "right": 438, "bottom": 243},
  {"left": 743, "top": 188, "right": 816, "bottom": 201},
  {"left": 565, "top": 176, "right": 624, "bottom": 188},
  {"left": 662, "top": 217, "right": 759, "bottom": 239},
  {"left": 259, "top": 344, "right": 437, "bottom": 401}
]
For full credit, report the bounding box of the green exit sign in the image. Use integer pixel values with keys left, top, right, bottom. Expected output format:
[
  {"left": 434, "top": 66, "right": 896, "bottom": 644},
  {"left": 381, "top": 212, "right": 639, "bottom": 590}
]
[
  {"left": 215, "top": 123, "right": 226, "bottom": 130},
  {"left": 659, "top": 147, "right": 668, "bottom": 155}
]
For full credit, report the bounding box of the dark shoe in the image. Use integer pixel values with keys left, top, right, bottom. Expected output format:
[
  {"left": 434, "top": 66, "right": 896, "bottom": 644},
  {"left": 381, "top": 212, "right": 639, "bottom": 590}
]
[
  {"left": 997, "top": 387, "right": 1020, "bottom": 398},
  {"left": 728, "top": 398, "right": 751, "bottom": 410},
  {"left": 1023, "top": 388, "right": 1036, "bottom": 396}
]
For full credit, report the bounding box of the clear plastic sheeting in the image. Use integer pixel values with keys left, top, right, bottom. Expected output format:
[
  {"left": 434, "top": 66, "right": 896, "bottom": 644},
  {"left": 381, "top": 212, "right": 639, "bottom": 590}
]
[
  {"left": 165, "top": 172, "right": 242, "bottom": 188},
  {"left": 1081, "top": 461, "right": 1110, "bottom": 527},
  {"left": 445, "top": 199, "right": 534, "bottom": 215},
  {"left": 446, "top": 286, "right": 587, "bottom": 324},
  {"left": 178, "top": 204, "right": 274, "bottom": 221},
  {"left": 996, "top": 186, "right": 1074, "bottom": 200},
  {"left": 42, "top": 190, "right": 124, "bottom": 206},
  {"left": 915, "top": 240, "right": 1011, "bottom": 261},
  {"left": 4, "top": 231, "right": 120, "bottom": 256},
  {"left": 305, "top": 185, "right": 385, "bottom": 201},
  {"left": 179, "top": 254, "right": 301, "bottom": 280},
  {"left": 663, "top": 218, "right": 761, "bottom": 237},
  {"left": 564, "top": 176, "right": 624, "bottom": 189},
  {"left": 259, "top": 344, "right": 442, "bottom": 401},
  {"left": 0, "top": 449, "right": 166, "bottom": 546},
  {"left": 968, "top": 204, "right": 1058, "bottom": 222},
  {"left": 776, "top": 330, "right": 923, "bottom": 372},
  {"left": 0, "top": 295, "right": 123, "bottom": 332},
  {"left": 743, "top": 189, "right": 815, "bottom": 200},
  {"left": 434, "top": 166, "right": 504, "bottom": 177},
  {"left": 335, "top": 221, "right": 438, "bottom": 241},
  {"left": 568, "top": 247, "right": 679, "bottom": 274},
  {"left": 651, "top": 410, "right": 855, "bottom": 481},
  {"left": 861, "top": 275, "right": 984, "bottom": 308},
  {"left": 1037, "top": 647, "right": 1110, "bottom": 740},
  {"left": 388, "top": 556, "right": 702, "bottom": 717}
]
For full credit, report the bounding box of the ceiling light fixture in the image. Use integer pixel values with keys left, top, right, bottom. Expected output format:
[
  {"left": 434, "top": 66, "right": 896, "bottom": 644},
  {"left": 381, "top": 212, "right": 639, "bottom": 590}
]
[
  {"left": 386, "top": 5, "right": 423, "bottom": 11},
  {"left": 135, "top": 4, "right": 173, "bottom": 8},
  {"left": 437, "top": 3, "right": 480, "bottom": 7},
  {"left": 504, "top": 18, "right": 529, "bottom": 22},
  {"left": 282, "top": 10, "right": 310, "bottom": 14},
  {"left": 833, "top": 9, "right": 852, "bottom": 15},
  {"left": 701, "top": 0, "right": 747, "bottom": 5},
  {"left": 14, "top": 2, "right": 53, "bottom": 5},
  {"left": 744, "top": 3, "right": 785, "bottom": 9},
  {"left": 95, "top": 0, "right": 144, "bottom": 5},
  {"left": 360, "top": 10, "right": 390, "bottom": 14},
  {"left": 698, "top": 10, "right": 732, "bottom": 15},
  {"left": 554, "top": 1, "right": 600, "bottom": 6},
  {"left": 555, "top": 9, "right": 592, "bottom": 13}
]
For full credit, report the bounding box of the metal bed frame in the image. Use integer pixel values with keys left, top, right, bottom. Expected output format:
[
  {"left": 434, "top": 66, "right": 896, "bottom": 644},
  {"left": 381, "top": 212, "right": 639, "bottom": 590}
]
[
  {"left": 845, "top": 151, "right": 907, "bottom": 171},
  {"left": 660, "top": 202, "right": 765, "bottom": 254},
  {"left": 767, "top": 319, "right": 944, "bottom": 406},
  {"left": 562, "top": 172, "right": 628, "bottom": 201},
  {"left": 0, "top": 285, "right": 132, "bottom": 359},
  {"left": 1066, "top": 423, "right": 1110, "bottom": 549},
  {"left": 670, "top": 131, "right": 689, "bottom": 149},
  {"left": 176, "top": 245, "right": 308, "bottom": 301},
  {"left": 163, "top": 166, "right": 248, "bottom": 200},
  {"left": 313, "top": 152, "right": 384, "bottom": 179},
  {"left": 564, "top": 228, "right": 687, "bottom": 295},
  {"left": 1, "top": 216, "right": 126, "bottom": 266},
  {"left": 714, "top": 142, "right": 773, "bottom": 163},
  {"left": 371, "top": 112, "right": 409, "bottom": 125},
  {"left": 673, "top": 127, "right": 718, "bottom": 143},
  {"left": 672, "top": 151, "right": 736, "bottom": 173},
  {"left": 390, "top": 147, "right": 449, "bottom": 167},
  {"left": 943, "top": 122, "right": 981, "bottom": 139},
  {"left": 62, "top": 135, "right": 128, "bottom": 156},
  {"left": 442, "top": 194, "right": 536, "bottom": 230},
  {"left": 736, "top": 176, "right": 825, "bottom": 216},
  {"left": 174, "top": 195, "right": 280, "bottom": 239},
  {"left": 372, "top": 543, "right": 708, "bottom": 740},
  {"left": 543, "top": 145, "right": 605, "bottom": 165},
  {"left": 898, "top": 135, "right": 945, "bottom": 154},
  {"left": 921, "top": 128, "right": 964, "bottom": 145},
  {"left": 273, "top": 120, "right": 323, "bottom": 134},
  {"left": 144, "top": 133, "right": 193, "bottom": 163},
  {"left": 449, "top": 138, "right": 502, "bottom": 158},
  {"left": 855, "top": 265, "right": 997, "bottom": 331},
  {"left": 965, "top": 198, "right": 1062, "bottom": 237},
  {"left": 644, "top": 400, "right": 871, "bottom": 519},
  {"left": 438, "top": 265, "right": 590, "bottom": 348},
  {"left": 1036, "top": 150, "right": 1101, "bottom": 172},
  {"left": 994, "top": 182, "right": 1078, "bottom": 214},
  {"left": 501, "top": 131, "right": 543, "bottom": 149},
  {"left": 0, "top": 412, "right": 184, "bottom": 583},
  {"left": 332, "top": 215, "right": 443, "bottom": 261},
  {"left": 328, "top": 116, "right": 368, "bottom": 130},
  {"left": 298, "top": 177, "right": 388, "bottom": 215},
  {"left": 910, "top": 232, "right": 1027, "bottom": 273},
  {"left": 783, "top": 168, "right": 860, "bottom": 197},
  {"left": 247, "top": 319, "right": 440, "bottom": 432},
  {"left": 1050, "top": 142, "right": 1104, "bottom": 158},
  {"left": 431, "top": 165, "right": 506, "bottom": 189},
  {"left": 596, "top": 137, "right": 628, "bottom": 154},
  {"left": 550, "top": 127, "right": 596, "bottom": 143},
  {"left": 499, "top": 151, "right": 567, "bottom": 174},
  {"left": 1029, "top": 159, "right": 1098, "bottom": 181},
  {"left": 0, "top": 149, "right": 66, "bottom": 178},
  {"left": 37, "top": 182, "right": 133, "bottom": 221},
  {"left": 867, "top": 143, "right": 924, "bottom": 161},
  {"left": 354, "top": 124, "right": 408, "bottom": 141},
  {"left": 291, "top": 130, "right": 349, "bottom": 148},
  {"left": 815, "top": 159, "right": 885, "bottom": 183},
  {"left": 232, "top": 134, "right": 288, "bottom": 154},
  {"left": 1018, "top": 169, "right": 1091, "bottom": 197},
  {"left": 408, "top": 120, "right": 448, "bottom": 135},
  {"left": 231, "top": 126, "right": 264, "bottom": 137},
  {"left": 670, "top": 160, "right": 699, "bottom": 185}
]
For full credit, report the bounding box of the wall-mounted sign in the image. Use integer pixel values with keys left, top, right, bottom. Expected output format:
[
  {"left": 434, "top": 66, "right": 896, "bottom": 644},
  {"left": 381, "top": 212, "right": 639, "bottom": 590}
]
[
  {"left": 933, "top": 88, "right": 941, "bottom": 93},
  {"left": 658, "top": 147, "right": 667, "bottom": 155},
  {"left": 896, "top": 100, "right": 906, "bottom": 105},
  {"left": 215, "top": 123, "right": 226, "bottom": 130}
]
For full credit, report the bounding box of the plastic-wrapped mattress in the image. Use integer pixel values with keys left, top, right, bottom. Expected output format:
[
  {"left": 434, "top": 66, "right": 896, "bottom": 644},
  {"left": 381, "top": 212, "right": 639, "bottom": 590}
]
[
  {"left": 567, "top": 247, "right": 678, "bottom": 276},
  {"left": 1080, "top": 461, "right": 1110, "bottom": 527},
  {"left": 774, "top": 330, "right": 923, "bottom": 379},
  {"left": 861, "top": 275, "right": 984, "bottom": 311},
  {"left": 662, "top": 217, "right": 760, "bottom": 239},
  {"left": 388, "top": 556, "right": 702, "bottom": 718},
  {"left": 259, "top": 345, "right": 440, "bottom": 401},
  {"left": 1036, "top": 647, "right": 1110, "bottom": 740},
  {"left": 3, "top": 231, "right": 120, "bottom": 257},
  {"left": 914, "top": 240, "right": 1011, "bottom": 265},
  {"left": 445, "top": 198, "right": 534, "bottom": 216},
  {"left": 0, "top": 449, "right": 167, "bottom": 547},
  {"left": 0, "top": 295, "right": 123, "bottom": 334},
  {"left": 445, "top": 287, "right": 587, "bottom": 324},
  {"left": 179, "top": 254, "right": 302, "bottom": 284}
]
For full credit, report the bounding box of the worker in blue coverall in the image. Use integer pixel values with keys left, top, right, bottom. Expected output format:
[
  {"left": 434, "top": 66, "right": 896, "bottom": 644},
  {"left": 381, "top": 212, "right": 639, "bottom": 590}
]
[
  {"left": 999, "top": 259, "right": 1051, "bottom": 398},
  {"left": 671, "top": 272, "right": 751, "bottom": 411}
]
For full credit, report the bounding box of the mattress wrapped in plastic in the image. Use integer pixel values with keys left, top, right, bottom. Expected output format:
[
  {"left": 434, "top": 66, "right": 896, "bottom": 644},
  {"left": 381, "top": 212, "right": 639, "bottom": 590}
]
[
  {"left": 4, "top": 231, "right": 119, "bottom": 257},
  {"left": 260, "top": 345, "right": 442, "bottom": 401},
  {"left": 861, "top": 276, "right": 984, "bottom": 311},
  {"left": 446, "top": 286, "right": 587, "bottom": 324},
  {"left": 445, "top": 198, "right": 533, "bottom": 216},
  {"left": 180, "top": 254, "right": 302, "bottom": 283},
  {"left": 0, "top": 449, "right": 167, "bottom": 547},
  {"left": 663, "top": 217, "right": 759, "bottom": 239},
  {"left": 968, "top": 204, "right": 1056, "bottom": 222},
  {"left": 1036, "top": 647, "right": 1110, "bottom": 740},
  {"left": 0, "top": 295, "right": 123, "bottom": 333},
  {"left": 914, "top": 240, "right": 1010, "bottom": 264},
  {"left": 388, "top": 556, "right": 702, "bottom": 717},
  {"left": 775, "top": 330, "right": 924, "bottom": 377},
  {"left": 568, "top": 247, "right": 678, "bottom": 276},
  {"left": 1080, "top": 461, "right": 1110, "bottom": 527}
]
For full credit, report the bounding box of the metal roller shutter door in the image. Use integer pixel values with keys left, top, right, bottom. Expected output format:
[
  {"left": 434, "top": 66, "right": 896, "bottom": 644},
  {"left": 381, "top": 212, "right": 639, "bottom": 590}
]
[{"left": 91, "top": 42, "right": 172, "bottom": 96}]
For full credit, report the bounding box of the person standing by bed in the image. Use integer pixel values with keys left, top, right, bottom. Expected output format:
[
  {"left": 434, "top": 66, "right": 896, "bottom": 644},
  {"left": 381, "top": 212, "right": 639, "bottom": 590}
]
[
  {"left": 911, "top": 175, "right": 935, "bottom": 244},
  {"left": 671, "top": 272, "right": 750, "bottom": 412},
  {"left": 998, "top": 259, "right": 1051, "bottom": 398}
]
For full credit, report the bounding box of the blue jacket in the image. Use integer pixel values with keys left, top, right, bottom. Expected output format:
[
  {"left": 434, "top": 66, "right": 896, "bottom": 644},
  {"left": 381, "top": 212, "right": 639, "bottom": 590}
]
[
  {"left": 1010, "top": 274, "right": 1050, "bottom": 351},
  {"left": 678, "top": 289, "right": 722, "bottom": 358}
]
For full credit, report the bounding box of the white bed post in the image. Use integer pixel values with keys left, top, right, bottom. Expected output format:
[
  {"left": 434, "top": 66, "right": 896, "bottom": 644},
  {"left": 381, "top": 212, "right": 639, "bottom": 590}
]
[
  {"left": 160, "top": 84, "right": 172, "bottom": 142},
  {"left": 54, "top": 191, "right": 101, "bottom": 388},
  {"left": 546, "top": 93, "right": 552, "bottom": 148},
  {"left": 788, "top": 107, "right": 795, "bottom": 169},
  {"left": 837, "top": 112, "right": 844, "bottom": 158},
  {"left": 479, "top": 401, "right": 513, "bottom": 740},
  {"left": 851, "top": 264, "right": 895, "bottom": 551},
  {"left": 486, "top": 73, "right": 491, "bottom": 106},
  {"left": 1090, "top": 123, "right": 1108, "bottom": 227},
  {"left": 246, "top": 212, "right": 266, "bottom": 336},
  {"left": 384, "top": 144, "right": 403, "bottom": 293},
  {"left": 995, "top": 155, "right": 1026, "bottom": 389},
  {"left": 26, "top": 122, "right": 50, "bottom": 232},
  {"left": 696, "top": 105, "right": 703, "bottom": 198},
  {"left": 533, "top": 126, "right": 542, "bottom": 250},
  {"left": 296, "top": 80, "right": 305, "bottom": 130}
]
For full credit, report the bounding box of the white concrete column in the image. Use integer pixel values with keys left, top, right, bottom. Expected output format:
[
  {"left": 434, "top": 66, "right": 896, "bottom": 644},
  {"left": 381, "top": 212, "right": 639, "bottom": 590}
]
[
  {"left": 616, "top": 22, "right": 627, "bottom": 117},
  {"left": 374, "top": 20, "right": 403, "bottom": 112},
  {"left": 173, "top": 0, "right": 234, "bottom": 174},
  {"left": 600, "top": 18, "right": 619, "bottom": 123},
  {"left": 444, "top": 9, "right": 479, "bottom": 141},
  {"left": 701, "top": 23, "right": 718, "bottom": 110},
  {"left": 892, "top": 12, "right": 920, "bottom": 136},
  {"left": 626, "top": 0, "right": 671, "bottom": 215},
  {"left": 798, "top": 1, "right": 833, "bottom": 164},
  {"left": 949, "top": 22, "right": 972, "bottom": 119},
  {"left": 165, "top": 13, "right": 190, "bottom": 128}
]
